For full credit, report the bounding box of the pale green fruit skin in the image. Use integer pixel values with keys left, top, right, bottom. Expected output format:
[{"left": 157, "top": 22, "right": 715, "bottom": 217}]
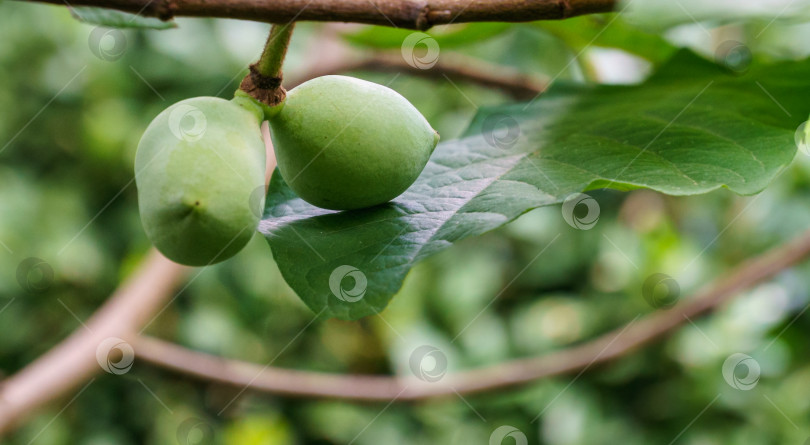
[
  {"left": 135, "top": 97, "right": 266, "bottom": 266},
  {"left": 268, "top": 75, "right": 439, "bottom": 210}
]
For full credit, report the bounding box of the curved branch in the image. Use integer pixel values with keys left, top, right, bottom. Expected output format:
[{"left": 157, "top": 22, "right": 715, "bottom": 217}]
[
  {"left": 27, "top": 0, "right": 616, "bottom": 30},
  {"left": 287, "top": 52, "right": 547, "bottom": 99},
  {"left": 0, "top": 251, "right": 188, "bottom": 434},
  {"left": 134, "top": 228, "right": 810, "bottom": 401}
]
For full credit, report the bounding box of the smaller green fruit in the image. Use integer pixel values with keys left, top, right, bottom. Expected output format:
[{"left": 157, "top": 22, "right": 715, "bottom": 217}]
[
  {"left": 135, "top": 96, "right": 266, "bottom": 266},
  {"left": 268, "top": 75, "right": 439, "bottom": 210}
]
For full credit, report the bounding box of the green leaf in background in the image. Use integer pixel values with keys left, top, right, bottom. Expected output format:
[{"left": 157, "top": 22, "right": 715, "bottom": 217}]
[
  {"left": 341, "top": 23, "right": 512, "bottom": 49},
  {"left": 619, "top": 0, "right": 810, "bottom": 30},
  {"left": 261, "top": 50, "right": 809, "bottom": 320},
  {"left": 70, "top": 7, "right": 177, "bottom": 29},
  {"left": 534, "top": 15, "right": 677, "bottom": 64}
]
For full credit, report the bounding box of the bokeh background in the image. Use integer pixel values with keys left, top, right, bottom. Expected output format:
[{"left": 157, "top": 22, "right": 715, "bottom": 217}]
[{"left": 3, "top": 1, "right": 810, "bottom": 443}]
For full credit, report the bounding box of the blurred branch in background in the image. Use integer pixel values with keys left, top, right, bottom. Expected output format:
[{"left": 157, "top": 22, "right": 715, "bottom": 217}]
[
  {"left": 24, "top": 0, "right": 616, "bottom": 29},
  {"left": 135, "top": 228, "right": 810, "bottom": 401},
  {"left": 288, "top": 52, "right": 547, "bottom": 100},
  {"left": 6, "top": 187, "right": 809, "bottom": 438},
  {"left": 0, "top": 251, "right": 188, "bottom": 435},
  {"left": 285, "top": 23, "right": 547, "bottom": 100}
]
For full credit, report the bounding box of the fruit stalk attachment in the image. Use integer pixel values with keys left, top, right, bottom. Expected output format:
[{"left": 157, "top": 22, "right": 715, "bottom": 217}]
[{"left": 239, "top": 23, "right": 295, "bottom": 109}]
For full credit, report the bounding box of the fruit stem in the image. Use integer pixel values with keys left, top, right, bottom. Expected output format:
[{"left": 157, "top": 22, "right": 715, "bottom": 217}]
[
  {"left": 238, "top": 23, "right": 295, "bottom": 110},
  {"left": 256, "top": 23, "right": 295, "bottom": 79}
]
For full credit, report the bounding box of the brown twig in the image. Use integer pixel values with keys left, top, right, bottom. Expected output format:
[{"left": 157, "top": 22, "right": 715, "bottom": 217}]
[
  {"left": 287, "top": 52, "right": 547, "bottom": 99},
  {"left": 134, "top": 228, "right": 810, "bottom": 401},
  {"left": 25, "top": 0, "right": 617, "bottom": 30}
]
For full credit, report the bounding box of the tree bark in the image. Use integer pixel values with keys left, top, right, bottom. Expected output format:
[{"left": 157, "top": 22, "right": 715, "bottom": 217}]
[{"left": 27, "top": 0, "right": 617, "bottom": 30}]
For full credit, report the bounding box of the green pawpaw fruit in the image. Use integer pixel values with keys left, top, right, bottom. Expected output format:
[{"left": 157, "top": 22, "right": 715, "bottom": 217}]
[
  {"left": 267, "top": 75, "right": 439, "bottom": 210},
  {"left": 135, "top": 96, "right": 266, "bottom": 266}
]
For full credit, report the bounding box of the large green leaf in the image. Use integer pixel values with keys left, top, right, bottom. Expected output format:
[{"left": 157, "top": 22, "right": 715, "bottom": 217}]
[
  {"left": 70, "top": 7, "right": 177, "bottom": 29},
  {"left": 260, "top": 51, "right": 809, "bottom": 320}
]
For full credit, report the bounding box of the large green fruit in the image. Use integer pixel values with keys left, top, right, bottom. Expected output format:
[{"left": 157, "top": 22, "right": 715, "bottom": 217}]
[
  {"left": 268, "top": 75, "right": 439, "bottom": 210},
  {"left": 135, "top": 96, "right": 266, "bottom": 266}
]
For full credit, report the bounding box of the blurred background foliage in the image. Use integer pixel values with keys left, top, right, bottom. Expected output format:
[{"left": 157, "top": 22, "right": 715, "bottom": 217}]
[{"left": 3, "top": 1, "right": 810, "bottom": 443}]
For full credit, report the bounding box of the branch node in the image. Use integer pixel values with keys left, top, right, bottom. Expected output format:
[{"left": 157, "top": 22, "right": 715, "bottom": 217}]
[
  {"left": 559, "top": 0, "right": 574, "bottom": 17},
  {"left": 415, "top": 4, "right": 431, "bottom": 30},
  {"left": 154, "top": 0, "right": 177, "bottom": 21},
  {"left": 239, "top": 63, "right": 286, "bottom": 107}
]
